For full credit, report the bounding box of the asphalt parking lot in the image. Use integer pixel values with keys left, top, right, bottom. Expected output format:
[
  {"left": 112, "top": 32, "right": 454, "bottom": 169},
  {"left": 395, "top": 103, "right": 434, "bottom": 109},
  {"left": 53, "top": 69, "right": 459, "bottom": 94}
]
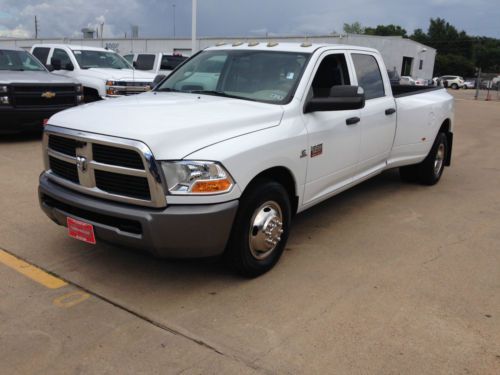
[{"left": 1, "top": 90, "right": 499, "bottom": 374}]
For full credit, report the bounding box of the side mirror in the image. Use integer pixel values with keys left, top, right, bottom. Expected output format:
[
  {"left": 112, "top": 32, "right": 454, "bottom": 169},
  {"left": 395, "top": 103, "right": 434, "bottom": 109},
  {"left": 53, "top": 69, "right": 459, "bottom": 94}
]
[
  {"left": 305, "top": 85, "right": 365, "bottom": 113},
  {"left": 50, "top": 57, "right": 61, "bottom": 70},
  {"left": 152, "top": 74, "right": 167, "bottom": 87},
  {"left": 132, "top": 61, "right": 137, "bottom": 68},
  {"left": 64, "top": 63, "right": 74, "bottom": 71}
]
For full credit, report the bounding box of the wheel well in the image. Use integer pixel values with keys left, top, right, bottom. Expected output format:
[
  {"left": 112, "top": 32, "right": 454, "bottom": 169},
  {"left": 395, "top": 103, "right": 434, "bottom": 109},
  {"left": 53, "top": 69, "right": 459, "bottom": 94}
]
[
  {"left": 439, "top": 119, "right": 453, "bottom": 166},
  {"left": 245, "top": 167, "right": 299, "bottom": 215},
  {"left": 83, "top": 87, "right": 101, "bottom": 103}
]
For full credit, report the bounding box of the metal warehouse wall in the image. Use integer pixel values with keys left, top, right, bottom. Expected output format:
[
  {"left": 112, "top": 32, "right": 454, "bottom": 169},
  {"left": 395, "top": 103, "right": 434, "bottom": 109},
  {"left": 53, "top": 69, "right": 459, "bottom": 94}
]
[{"left": 0, "top": 34, "right": 436, "bottom": 78}]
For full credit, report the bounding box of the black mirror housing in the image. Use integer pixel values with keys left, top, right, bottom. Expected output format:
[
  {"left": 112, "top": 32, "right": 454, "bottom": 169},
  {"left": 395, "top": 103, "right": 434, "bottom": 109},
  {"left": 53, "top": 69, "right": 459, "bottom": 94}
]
[
  {"left": 305, "top": 85, "right": 365, "bottom": 113},
  {"left": 153, "top": 74, "right": 167, "bottom": 87},
  {"left": 50, "top": 57, "right": 61, "bottom": 70}
]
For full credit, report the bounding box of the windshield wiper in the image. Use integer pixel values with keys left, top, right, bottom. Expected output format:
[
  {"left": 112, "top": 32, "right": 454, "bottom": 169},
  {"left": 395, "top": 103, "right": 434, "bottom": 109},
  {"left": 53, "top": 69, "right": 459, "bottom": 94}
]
[
  {"left": 156, "top": 87, "right": 180, "bottom": 92},
  {"left": 190, "top": 90, "right": 245, "bottom": 100},
  {"left": 6, "top": 68, "right": 25, "bottom": 71}
]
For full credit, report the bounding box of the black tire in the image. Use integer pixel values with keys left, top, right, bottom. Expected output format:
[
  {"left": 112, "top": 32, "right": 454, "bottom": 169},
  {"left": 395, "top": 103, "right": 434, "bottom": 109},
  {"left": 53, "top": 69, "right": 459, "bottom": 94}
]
[
  {"left": 224, "top": 179, "right": 292, "bottom": 277},
  {"left": 399, "top": 132, "right": 448, "bottom": 185},
  {"left": 451, "top": 83, "right": 459, "bottom": 90}
]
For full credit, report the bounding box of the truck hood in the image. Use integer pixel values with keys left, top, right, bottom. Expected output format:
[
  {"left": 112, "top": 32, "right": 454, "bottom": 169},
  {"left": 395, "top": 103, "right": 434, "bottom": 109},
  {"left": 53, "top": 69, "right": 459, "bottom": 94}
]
[
  {"left": 79, "top": 68, "right": 155, "bottom": 82},
  {"left": 0, "top": 71, "right": 78, "bottom": 84},
  {"left": 49, "top": 91, "right": 284, "bottom": 159}
]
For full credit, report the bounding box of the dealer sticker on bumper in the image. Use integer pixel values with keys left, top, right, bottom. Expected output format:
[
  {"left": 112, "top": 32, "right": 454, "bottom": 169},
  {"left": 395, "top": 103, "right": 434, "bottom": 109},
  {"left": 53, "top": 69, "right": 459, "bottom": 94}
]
[{"left": 67, "top": 217, "right": 96, "bottom": 245}]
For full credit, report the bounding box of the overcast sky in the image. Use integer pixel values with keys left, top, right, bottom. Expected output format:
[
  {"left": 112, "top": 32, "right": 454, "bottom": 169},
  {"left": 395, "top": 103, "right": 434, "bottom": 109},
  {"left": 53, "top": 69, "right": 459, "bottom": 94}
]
[{"left": 0, "top": 0, "right": 499, "bottom": 39}]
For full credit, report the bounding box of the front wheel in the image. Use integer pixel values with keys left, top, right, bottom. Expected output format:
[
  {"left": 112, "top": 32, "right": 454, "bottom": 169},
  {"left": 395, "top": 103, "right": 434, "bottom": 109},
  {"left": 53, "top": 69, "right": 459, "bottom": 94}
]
[
  {"left": 224, "top": 180, "right": 291, "bottom": 277},
  {"left": 451, "top": 83, "right": 459, "bottom": 90}
]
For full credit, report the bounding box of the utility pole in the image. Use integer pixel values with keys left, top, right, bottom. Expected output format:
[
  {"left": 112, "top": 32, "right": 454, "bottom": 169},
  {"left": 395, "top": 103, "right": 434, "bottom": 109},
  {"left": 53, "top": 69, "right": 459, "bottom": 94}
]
[
  {"left": 34, "top": 16, "right": 39, "bottom": 39},
  {"left": 475, "top": 67, "right": 481, "bottom": 100},
  {"left": 191, "top": 0, "right": 197, "bottom": 55},
  {"left": 172, "top": 3, "right": 176, "bottom": 39}
]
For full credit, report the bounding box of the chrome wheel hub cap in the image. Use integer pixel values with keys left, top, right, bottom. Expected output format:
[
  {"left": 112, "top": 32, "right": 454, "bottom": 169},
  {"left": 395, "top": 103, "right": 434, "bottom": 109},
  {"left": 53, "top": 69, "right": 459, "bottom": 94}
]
[
  {"left": 249, "top": 201, "right": 284, "bottom": 260},
  {"left": 434, "top": 143, "right": 445, "bottom": 176}
]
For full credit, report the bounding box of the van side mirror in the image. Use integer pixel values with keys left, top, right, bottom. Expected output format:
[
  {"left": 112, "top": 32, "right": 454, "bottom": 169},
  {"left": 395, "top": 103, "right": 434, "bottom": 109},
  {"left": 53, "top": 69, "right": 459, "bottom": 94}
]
[
  {"left": 50, "top": 57, "right": 61, "bottom": 71},
  {"left": 304, "top": 85, "right": 365, "bottom": 113},
  {"left": 153, "top": 74, "right": 167, "bottom": 87}
]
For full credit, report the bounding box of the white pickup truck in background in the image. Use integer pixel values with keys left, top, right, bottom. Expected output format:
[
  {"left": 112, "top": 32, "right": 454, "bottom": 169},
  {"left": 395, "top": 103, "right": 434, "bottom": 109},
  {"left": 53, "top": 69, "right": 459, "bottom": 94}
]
[
  {"left": 124, "top": 52, "right": 187, "bottom": 76},
  {"left": 31, "top": 44, "right": 156, "bottom": 102},
  {"left": 39, "top": 43, "right": 454, "bottom": 277}
]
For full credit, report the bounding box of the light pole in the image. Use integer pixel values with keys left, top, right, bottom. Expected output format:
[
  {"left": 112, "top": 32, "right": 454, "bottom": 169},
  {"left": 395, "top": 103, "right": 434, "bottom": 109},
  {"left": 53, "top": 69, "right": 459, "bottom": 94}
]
[
  {"left": 191, "top": 0, "right": 197, "bottom": 55},
  {"left": 172, "top": 3, "right": 176, "bottom": 39}
]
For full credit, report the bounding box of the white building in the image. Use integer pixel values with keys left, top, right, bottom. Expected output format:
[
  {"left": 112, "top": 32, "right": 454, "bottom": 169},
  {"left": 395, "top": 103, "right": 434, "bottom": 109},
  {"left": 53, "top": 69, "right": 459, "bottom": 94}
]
[{"left": 0, "top": 34, "right": 436, "bottom": 79}]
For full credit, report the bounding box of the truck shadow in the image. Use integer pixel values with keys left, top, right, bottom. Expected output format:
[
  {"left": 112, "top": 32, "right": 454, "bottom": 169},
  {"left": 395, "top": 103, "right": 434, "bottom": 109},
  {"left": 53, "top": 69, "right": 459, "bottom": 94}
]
[{"left": 76, "top": 168, "right": 412, "bottom": 286}]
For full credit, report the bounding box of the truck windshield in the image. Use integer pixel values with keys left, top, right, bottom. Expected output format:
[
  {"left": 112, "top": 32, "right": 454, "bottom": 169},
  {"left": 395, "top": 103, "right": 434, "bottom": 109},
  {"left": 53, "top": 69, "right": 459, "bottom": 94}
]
[
  {"left": 72, "top": 50, "right": 132, "bottom": 69},
  {"left": 0, "top": 50, "right": 47, "bottom": 71},
  {"left": 156, "top": 50, "right": 310, "bottom": 104}
]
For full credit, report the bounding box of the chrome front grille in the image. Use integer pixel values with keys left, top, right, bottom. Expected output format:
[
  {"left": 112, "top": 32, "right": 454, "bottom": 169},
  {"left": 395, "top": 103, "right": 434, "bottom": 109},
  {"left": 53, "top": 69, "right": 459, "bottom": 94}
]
[{"left": 43, "top": 126, "right": 166, "bottom": 208}]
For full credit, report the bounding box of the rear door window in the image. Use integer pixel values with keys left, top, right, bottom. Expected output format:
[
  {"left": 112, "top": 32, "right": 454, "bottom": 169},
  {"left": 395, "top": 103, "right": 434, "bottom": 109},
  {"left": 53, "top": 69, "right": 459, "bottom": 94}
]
[
  {"left": 352, "top": 53, "right": 385, "bottom": 100},
  {"left": 32, "top": 47, "right": 50, "bottom": 65}
]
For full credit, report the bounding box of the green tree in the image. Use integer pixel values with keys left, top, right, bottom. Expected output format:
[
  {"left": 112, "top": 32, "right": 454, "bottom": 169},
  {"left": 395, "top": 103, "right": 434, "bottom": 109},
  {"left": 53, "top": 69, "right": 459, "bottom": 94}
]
[
  {"left": 343, "top": 22, "right": 364, "bottom": 34},
  {"left": 365, "top": 24, "right": 407, "bottom": 37}
]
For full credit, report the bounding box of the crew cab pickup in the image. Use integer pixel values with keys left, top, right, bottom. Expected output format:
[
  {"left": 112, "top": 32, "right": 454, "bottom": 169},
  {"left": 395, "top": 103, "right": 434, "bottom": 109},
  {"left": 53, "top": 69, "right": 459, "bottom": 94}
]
[
  {"left": 31, "top": 44, "right": 155, "bottom": 102},
  {"left": 123, "top": 52, "right": 187, "bottom": 76},
  {"left": 38, "top": 43, "right": 454, "bottom": 277},
  {"left": 0, "top": 47, "right": 83, "bottom": 134}
]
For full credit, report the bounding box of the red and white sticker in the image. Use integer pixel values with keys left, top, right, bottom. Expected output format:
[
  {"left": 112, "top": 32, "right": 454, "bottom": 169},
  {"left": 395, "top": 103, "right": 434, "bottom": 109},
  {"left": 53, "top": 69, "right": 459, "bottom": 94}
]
[{"left": 67, "top": 217, "right": 96, "bottom": 245}]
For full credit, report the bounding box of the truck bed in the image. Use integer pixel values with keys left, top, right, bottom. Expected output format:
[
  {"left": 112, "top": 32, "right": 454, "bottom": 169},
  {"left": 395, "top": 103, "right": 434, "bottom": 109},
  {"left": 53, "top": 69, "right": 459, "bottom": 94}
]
[{"left": 391, "top": 85, "right": 444, "bottom": 98}]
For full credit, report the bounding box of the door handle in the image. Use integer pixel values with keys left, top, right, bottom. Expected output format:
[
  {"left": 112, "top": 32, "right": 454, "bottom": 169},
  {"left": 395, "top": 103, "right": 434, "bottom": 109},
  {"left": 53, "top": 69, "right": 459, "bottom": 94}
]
[
  {"left": 385, "top": 108, "right": 396, "bottom": 115},
  {"left": 346, "top": 117, "right": 360, "bottom": 126}
]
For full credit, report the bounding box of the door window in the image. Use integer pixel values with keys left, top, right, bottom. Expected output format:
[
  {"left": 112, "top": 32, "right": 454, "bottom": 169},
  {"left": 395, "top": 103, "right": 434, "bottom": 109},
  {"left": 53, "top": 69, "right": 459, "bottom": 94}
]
[
  {"left": 136, "top": 54, "right": 155, "bottom": 70},
  {"left": 352, "top": 54, "right": 385, "bottom": 100},
  {"left": 310, "top": 54, "right": 350, "bottom": 98},
  {"left": 53, "top": 48, "right": 73, "bottom": 70},
  {"left": 32, "top": 47, "right": 50, "bottom": 65}
]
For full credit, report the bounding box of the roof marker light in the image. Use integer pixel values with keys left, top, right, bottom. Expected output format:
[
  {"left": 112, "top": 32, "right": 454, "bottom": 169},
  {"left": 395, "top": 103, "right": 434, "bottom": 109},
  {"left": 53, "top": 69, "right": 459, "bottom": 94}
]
[
  {"left": 232, "top": 41, "right": 244, "bottom": 47},
  {"left": 248, "top": 41, "right": 260, "bottom": 47},
  {"left": 267, "top": 41, "right": 279, "bottom": 47},
  {"left": 301, "top": 42, "right": 312, "bottom": 47},
  {"left": 215, "top": 42, "right": 226, "bottom": 46}
]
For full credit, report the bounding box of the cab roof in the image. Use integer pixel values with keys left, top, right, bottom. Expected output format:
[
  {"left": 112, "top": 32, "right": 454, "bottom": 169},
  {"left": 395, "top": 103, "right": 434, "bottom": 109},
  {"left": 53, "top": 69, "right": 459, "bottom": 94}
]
[
  {"left": 205, "top": 42, "right": 378, "bottom": 54},
  {"left": 31, "top": 44, "right": 110, "bottom": 52}
]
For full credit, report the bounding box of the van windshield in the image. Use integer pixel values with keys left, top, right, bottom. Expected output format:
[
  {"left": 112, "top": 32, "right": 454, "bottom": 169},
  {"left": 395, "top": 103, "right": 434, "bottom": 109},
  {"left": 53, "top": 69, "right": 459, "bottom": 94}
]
[
  {"left": 0, "top": 50, "right": 46, "bottom": 71},
  {"left": 72, "top": 50, "right": 132, "bottom": 69},
  {"left": 156, "top": 50, "right": 310, "bottom": 104}
]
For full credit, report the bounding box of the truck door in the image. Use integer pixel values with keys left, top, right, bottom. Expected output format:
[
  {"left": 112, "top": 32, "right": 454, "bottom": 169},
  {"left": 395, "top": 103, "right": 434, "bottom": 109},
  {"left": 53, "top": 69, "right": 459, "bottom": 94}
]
[
  {"left": 349, "top": 52, "right": 397, "bottom": 176},
  {"left": 302, "top": 52, "right": 361, "bottom": 205}
]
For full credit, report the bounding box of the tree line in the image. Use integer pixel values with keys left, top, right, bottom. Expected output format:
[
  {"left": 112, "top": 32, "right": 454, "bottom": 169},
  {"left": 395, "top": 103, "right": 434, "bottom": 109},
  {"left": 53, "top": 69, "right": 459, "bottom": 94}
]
[{"left": 343, "top": 18, "right": 500, "bottom": 77}]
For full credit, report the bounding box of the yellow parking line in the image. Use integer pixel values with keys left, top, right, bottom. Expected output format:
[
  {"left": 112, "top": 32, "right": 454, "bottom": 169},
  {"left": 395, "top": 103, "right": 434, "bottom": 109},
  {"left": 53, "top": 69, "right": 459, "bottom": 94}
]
[{"left": 0, "top": 249, "right": 67, "bottom": 289}]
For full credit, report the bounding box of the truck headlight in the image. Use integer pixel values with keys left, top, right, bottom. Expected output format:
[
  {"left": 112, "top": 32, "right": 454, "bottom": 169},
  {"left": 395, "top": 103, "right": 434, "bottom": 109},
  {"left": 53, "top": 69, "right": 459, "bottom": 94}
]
[
  {"left": 105, "top": 80, "right": 120, "bottom": 96},
  {"left": 160, "top": 161, "right": 234, "bottom": 195},
  {"left": 0, "top": 96, "right": 9, "bottom": 105},
  {"left": 0, "top": 85, "right": 8, "bottom": 93},
  {"left": 76, "top": 84, "right": 83, "bottom": 93}
]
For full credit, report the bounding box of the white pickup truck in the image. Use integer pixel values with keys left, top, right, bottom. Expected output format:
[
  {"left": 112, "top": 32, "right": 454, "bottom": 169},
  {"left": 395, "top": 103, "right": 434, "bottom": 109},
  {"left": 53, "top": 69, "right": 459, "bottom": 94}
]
[
  {"left": 31, "top": 44, "right": 156, "bottom": 102},
  {"left": 39, "top": 43, "right": 454, "bottom": 277},
  {"left": 123, "top": 52, "right": 187, "bottom": 76}
]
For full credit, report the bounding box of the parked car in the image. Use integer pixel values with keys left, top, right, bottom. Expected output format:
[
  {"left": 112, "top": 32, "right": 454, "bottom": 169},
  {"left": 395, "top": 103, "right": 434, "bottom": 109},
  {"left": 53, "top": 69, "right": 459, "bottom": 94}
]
[
  {"left": 124, "top": 53, "right": 187, "bottom": 76},
  {"left": 414, "top": 78, "right": 428, "bottom": 86},
  {"left": 400, "top": 76, "right": 416, "bottom": 85},
  {"left": 464, "top": 80, "right": 476, "bottom": 89},
  {"left": 439, "top": 75, "right": 465, "bottom": 89},
  {"left": 31, "top": 44, "right": 156, "bottom": 102},
  {"left": 39, "top": 43, "right": 454, "bottom": 277},
  {"left": 0, "top": 47, "right": 82, "bottom": 134}
]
